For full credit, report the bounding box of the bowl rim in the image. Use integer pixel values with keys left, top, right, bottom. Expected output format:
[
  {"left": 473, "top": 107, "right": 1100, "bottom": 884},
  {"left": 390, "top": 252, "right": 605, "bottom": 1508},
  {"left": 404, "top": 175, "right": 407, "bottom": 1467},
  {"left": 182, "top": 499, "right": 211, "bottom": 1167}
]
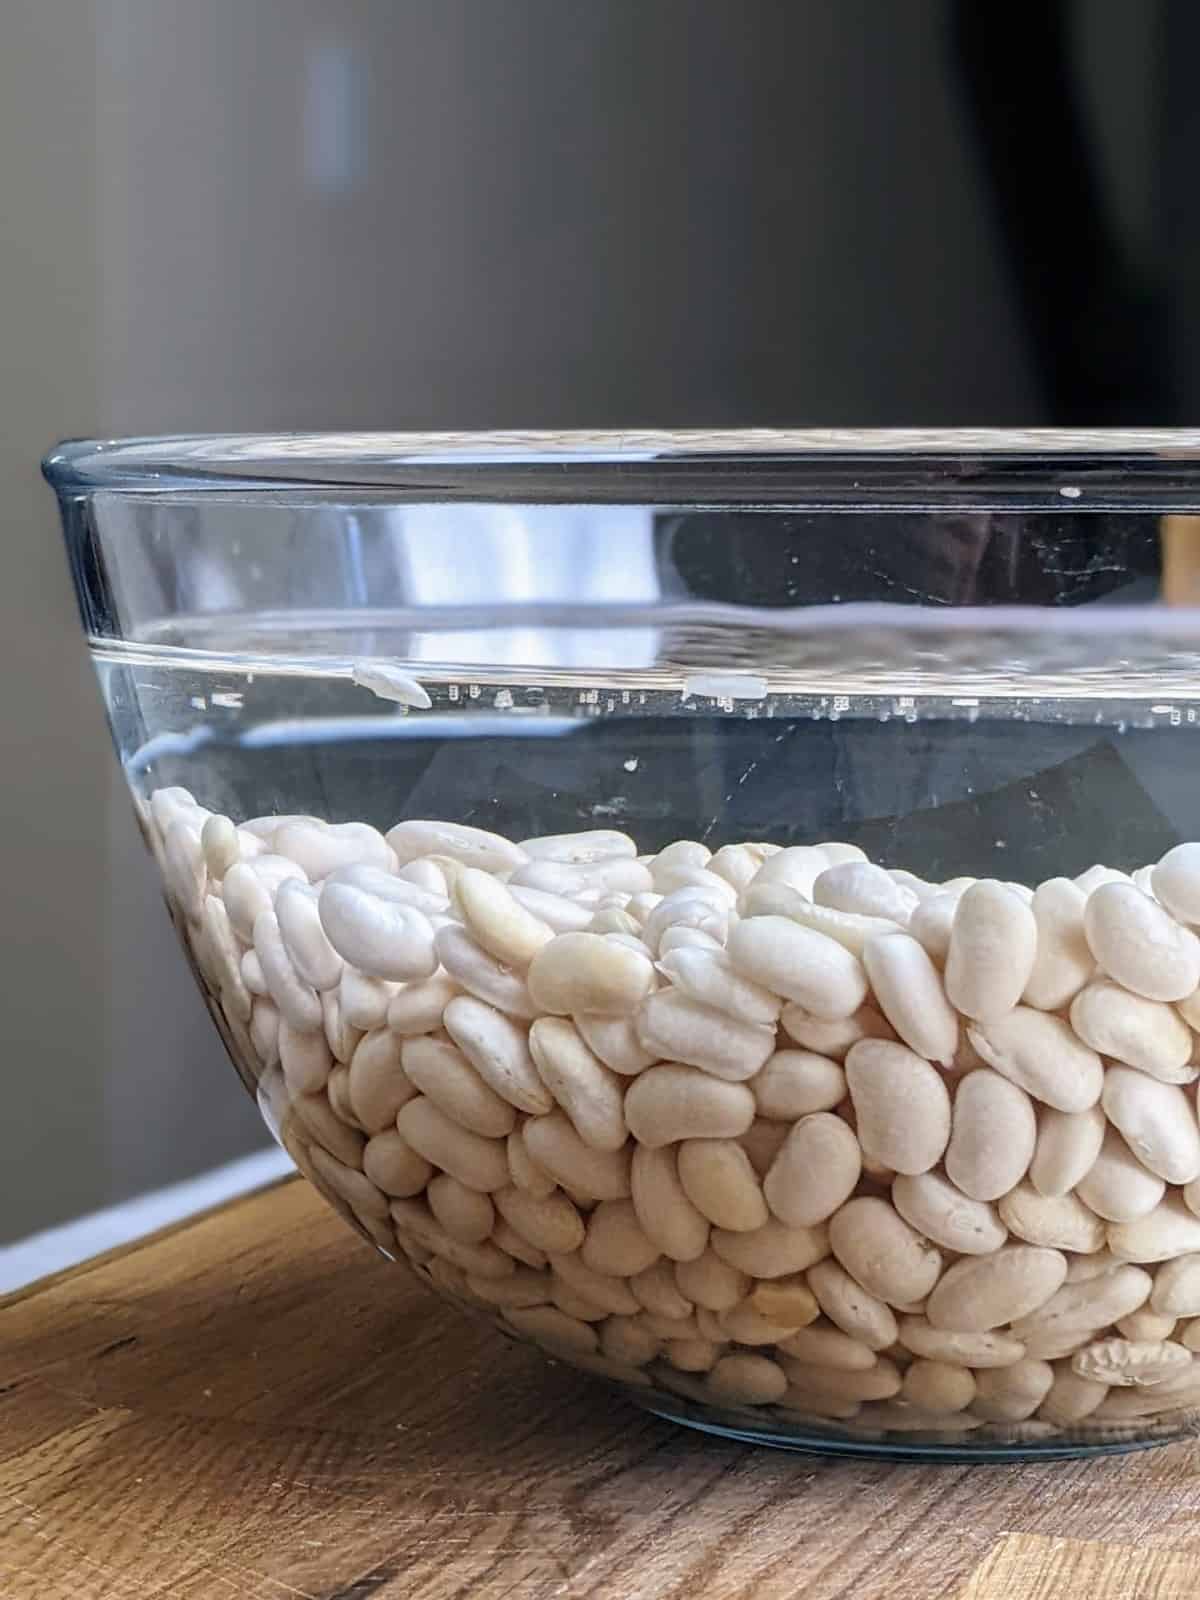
[{"left": 41, "top": 427, "right": 1200, "bottom": 477}]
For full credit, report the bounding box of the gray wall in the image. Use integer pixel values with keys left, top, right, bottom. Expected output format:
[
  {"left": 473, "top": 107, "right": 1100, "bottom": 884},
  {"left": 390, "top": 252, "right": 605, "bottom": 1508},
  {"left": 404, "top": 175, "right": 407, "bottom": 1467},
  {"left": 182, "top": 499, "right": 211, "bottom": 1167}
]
[{"left": 2, "top": 0, "right": 1161, "bottom": 1240}]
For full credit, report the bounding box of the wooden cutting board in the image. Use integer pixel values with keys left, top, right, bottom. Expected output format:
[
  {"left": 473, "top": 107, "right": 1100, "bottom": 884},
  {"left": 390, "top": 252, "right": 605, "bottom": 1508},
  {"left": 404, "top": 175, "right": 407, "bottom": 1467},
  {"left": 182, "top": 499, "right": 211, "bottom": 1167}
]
[{"left": 3, "top": 1177, "right": 1200, "bottom": 1599}]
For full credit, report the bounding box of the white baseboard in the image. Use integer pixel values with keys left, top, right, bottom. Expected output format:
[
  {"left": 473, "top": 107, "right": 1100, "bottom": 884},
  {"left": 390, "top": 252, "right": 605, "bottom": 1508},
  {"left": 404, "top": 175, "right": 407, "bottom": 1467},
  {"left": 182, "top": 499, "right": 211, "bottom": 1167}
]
[{"left": 0, "top": 1146, "right": 295, "bottom": 1294}]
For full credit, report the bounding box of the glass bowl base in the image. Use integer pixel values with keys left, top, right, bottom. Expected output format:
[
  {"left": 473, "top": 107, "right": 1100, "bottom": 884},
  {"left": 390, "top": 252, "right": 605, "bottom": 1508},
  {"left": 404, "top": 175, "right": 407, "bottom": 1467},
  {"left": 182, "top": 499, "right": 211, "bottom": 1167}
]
[{"left": 634, "top": 1398, "right": 1180, "bottom": 1463}]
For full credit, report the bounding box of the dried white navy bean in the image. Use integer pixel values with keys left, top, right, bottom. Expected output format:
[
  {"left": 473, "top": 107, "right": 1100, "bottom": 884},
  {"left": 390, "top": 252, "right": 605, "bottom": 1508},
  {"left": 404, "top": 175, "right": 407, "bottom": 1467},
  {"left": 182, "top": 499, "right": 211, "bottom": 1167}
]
[
  {"left": 997, "top": 1182, "right": 1106, "bottom": 1254},
  {"left": 1101, "top": 1067, "right": 1200, "bottom": 1185},
  {"left": 1023, "top": 878, "right": 1093, "bottom": 1010},
  {"left": 845, "top": 1039, "right": 951, "bottom": 1174},
  {"left": 274, "top": 878, "right": 344, "bottom": 991},
  {"left": 892, "top": 1171, "right": 1007, "bottom": 1256},
  {"left": 779, "top": 1004, "right": 894, "bottom": 1060},
  {"left": 750, "top": 1049, "right": 845, "bottom": 1121},
  {"left": 1076, "top": 1127, "right": 1166, "bottom": 1223},
  {"left": 1084, "top": 882, "right": 1200, "bottom": 1002},
  {"left": 1153, "top": 843, "right": 1200, "bottom": 925},
  {"left": 338, "top": 966, "right": 396, "bottom": 1030},
  {"left": 634, "top": 988, "right": 775, "bottom": 1082},
  {"left": 248, "top": 998, "right": 281, "bottom": 1065},
  {"left": 278, "top": 1018, "right": 333, "bottom": 1095},
  {"left": 362, "top": 1130, "right": 434, "bottom": 1197},
  {"left": 628, "top": 1144, "right": 710, "bottom": 1262},
  {"left": 317, "top": 880, "right": 437, "bottom": 983},
  {"left": 507, "top": 884, "right": 593, "bottom": 934},
  {"left": 1076, "top": 865, "right": 1131, "bottom": 893},
  {"left": 241, "top": 948, "right": 268, "bottom": 996},
  {"left": 972, "top": 1360, "right": 1054, "bottom": 1422},
  {"left": 400, "top": 1036, "right": 517, "bottom": 1139},
  {"left": 454, "top": 867, "right": 553, "bottom": 969},
  {"left": 814, "top": 861, "right": 918, "bottom": 924},
  {"left": 385, "top": 970, "right": 460, "bottom": 1035},
  {"left": 523, "top": 1111, "right": 632, "bottom": 1200},
  {"left": 1150, "top": 1254, "right": 1200, "bottom": 1316},
  {"left": 1070, "top": 980, "right": 1196, "bottom": 1083},
  {"left": 519, "top": 829, "right": 637, "bottom": 864},
  {"left": 908, "top": 891, "right": 962, "bottom": 966},
  {"left": 945, "top": 1069, "right": 1037, "bottom": 1201},
  {"left": 807, "top": 1259, "right": 898, "bottom": 1350},
  {"left": 677, "top": 1139, "right": 769, "bottom": 1232},
  {"left": 433, "top": 925, "right": 538, "bottom": 1019},
  {"left": 927, "top": 1246, "right": 1068, "bottom": 1332},
  {"left": 442, "top": 994, "right": 551, "bottom": 1115},
  {"left": 751, "top": 845, "right": 831, "bottom": 897},
  {"left": 526, "top": 932, "right": 655, "bottom": 1016},
  {"left": 1109, "top": 1196, "right": 1200, "bottom": 1263},
  {"left": 625, "top": 1064, "right": 756, "bottom": 1147},
  {"left": 1030, "top": 1104, "right": 1107, "bottom": 1199},
  {"left": 529, "top": 1016, "right": 627, "bottom": 1150},
  {"left": 897, "top": 1318, "right": 1026, "bottom": 1368},
  {"left": 1073, "top": 1337, "right": 1192, "bottom": 1387},
  {"left": 655, "top": 946, "right": 782, "bottom": 1027},
  {"left": 968, "top": 1007, "right": 1102, "bottom": 1112},
  {"left": 741, "top": 878, "right": 902, "bottom": 956},
  {"left": 861, "top": 933, "right": 958, "bottom": 1064},
  {"left": 274, "top": 820, "right": 394, "bottom": 881},
  {"left": 395, "top": 1098, "right": 509, "bottom": 1192},
  {"left": 944, "top": 880, "right": 1038, "bottom": 1022},
  {"left": 221, "top": 855, "right": 305, "bottom": 941},
  {"left": 253, "top": 909, "right": 323, "bottom": 1032},
  {"left": 829, "top": 1197, "right": 942, "bottom": 1304},
  {"left": 763, "top": 1114, "right": 862, "bottom": 1228},
  {"left": 574, "top": 1012, "right": 658, "bottom": 1076},
  {"left": 387, "top": 819, "right": 527, "bottom": 874},
  {"left": 728, "top": 917, "right": 868, "bottom": 1019}
]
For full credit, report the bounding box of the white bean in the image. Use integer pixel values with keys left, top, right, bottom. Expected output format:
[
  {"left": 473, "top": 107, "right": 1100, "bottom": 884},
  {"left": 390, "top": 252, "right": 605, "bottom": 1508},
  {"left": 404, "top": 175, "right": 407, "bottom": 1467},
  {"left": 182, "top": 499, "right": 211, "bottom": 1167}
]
[
  {"left": 1070, "top": 980, "right": 1196, "bottom": 1084},
  {"left": 861, "top": 932, "right": 958, "bottom": 1065},
  {"left": 763, "top": 1114, "right": 862, "bottom": 1228},
  {"left": 1108, "top": 1196, "right": 1200, "bottom": 1262},
  {"left": 253, "top": 909, "right": 323, "bottom": 1031},
  {"left": 829, "top": 1197, "right": 942, "bottom": 1305},
  {"left": 892, "top": 1171, "right": 1007, "bottom": 1256},
  {"left": 395, "top": 1097, "right": 510, "bottom": 1191},
  {"left": 274, "top": 820, "right": 394, "bottom": 880},
  {"left": 751, "top": 1049, "right": 846, "bottom": 1122},
  {"left": 1101, "top": 1066, "right": 1200, "bottom": 1185},
  {"left": 317, "top": 881, "right": 437, "bottom": 982},
  {"left": 624, "top": 1065, "right": 756, "bottom": 1147},
  {"left": 1029, "top": 1104, "right": 1106, "bottom": 1198},
  {"left": 997, "top": 1182, "right": 1106, "bottom": 1254},
  {"left": 845, "top": 1039, "right": 951, "bottom": 1175},
  {"left": 275, "top": 878, "right": 344, "bottom": 991},
  {"left": 634, "top": 988, "right": 775, "bottom": 1082},
  {"left": 523, "top": 1111, "right": 633, "bottom": 1200},
  {"left": 1084, "top": 881, "right": 1200, "bottom": 1002},
  {"left": 519, "top": 829, "right": 637, "bottom": 863},
  {"left": 967, "top": 1006, "right": 1103, "bottom": 1112},
  {"left": 926, "top": 1246, "right": 1068, "bottom": 1332},
  {"left": 1023, "top": 877, "right": 1094, "bottom": 1010},
  {"left": 443, "top": 994, "right": 552, "bottom": 1114},
  {"left": 1076, "top": 1128, "right": 1166, "bottom": 1223},
  {"left": 944, "top": 1069, "right": 1037, "bottom": 1201},
  {"left": 386, "top": 969, "right": 461, "bottom": 1034},
  {"left": 387, "top": 819, "right": 527, "bottom": 873},
  {"left": 1153, "top": 843, "right": 1200, "bottom": 925},
  {"left": 813, "top": 861, "right": 917, "bottom": 924},
  {"left": 727, "top": 917, "right": 868, "bottom": 1019},
  {"left": 574, "top": 1012, "right": 658, "bottom": 1076},
  {"left": 527, "top": 932, "right": 656, "bottom": 1016},
  {"left": 401, "top": 1035, "right": 517, "bottom": 1138},
  {"left": 434, "top": 925, "right": 538, "bottom": 1019},
  {"left": 508, "top": 884, "right": 594, "bottom": 934},
  {"left": 455, "top": 867, "right": 553, "bottom": 968},
  {"left": 944, "top": 880, "right": 1038, "bottom": 1022},
  {"left": 529, "top": 1016, "right": 627, "bottom": 1151},
  {"left": 338, "top": 966, "right": 397, "bottom": 1030}
]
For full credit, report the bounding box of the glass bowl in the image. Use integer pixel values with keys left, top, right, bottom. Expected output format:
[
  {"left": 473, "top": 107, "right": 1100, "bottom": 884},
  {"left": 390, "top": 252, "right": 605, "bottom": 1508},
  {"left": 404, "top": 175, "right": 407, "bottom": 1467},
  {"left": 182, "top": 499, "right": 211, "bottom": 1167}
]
[{"left": 44, "top": 428, "right": 1200, "bottom": 1460}]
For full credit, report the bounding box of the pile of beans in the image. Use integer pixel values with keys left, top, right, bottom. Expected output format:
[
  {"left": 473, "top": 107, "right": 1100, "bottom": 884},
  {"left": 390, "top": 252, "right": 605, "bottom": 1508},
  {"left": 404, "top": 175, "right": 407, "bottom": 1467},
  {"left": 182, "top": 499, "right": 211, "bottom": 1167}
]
[{"left": 145, "top": 784, "right": 1200, "bottom": 1447}]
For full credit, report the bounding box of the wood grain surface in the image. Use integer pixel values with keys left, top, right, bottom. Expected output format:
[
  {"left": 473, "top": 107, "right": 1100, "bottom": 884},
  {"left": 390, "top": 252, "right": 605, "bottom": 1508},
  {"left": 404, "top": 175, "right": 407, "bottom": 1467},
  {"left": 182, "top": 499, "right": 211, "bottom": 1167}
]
[{"left": 4, "top": 1176, "right": 1200, "bottom": 1599}]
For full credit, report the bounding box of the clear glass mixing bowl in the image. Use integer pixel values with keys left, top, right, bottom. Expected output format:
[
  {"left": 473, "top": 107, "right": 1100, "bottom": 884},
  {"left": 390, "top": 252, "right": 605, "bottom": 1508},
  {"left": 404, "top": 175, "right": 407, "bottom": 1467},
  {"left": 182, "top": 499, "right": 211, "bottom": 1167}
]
[{"left": 44, "top": 429, "right": 1200, "bottom": 1459}]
